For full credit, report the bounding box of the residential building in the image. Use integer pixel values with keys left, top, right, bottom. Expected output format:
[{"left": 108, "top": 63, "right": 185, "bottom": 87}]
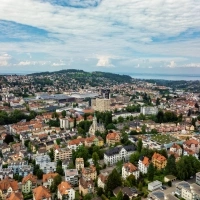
[
  {"left": 106, "top": 132, "right": 120, "bottom": 146},
  {"left": 33, "top": 186, "right": 51, "bottom": 200},
  {"left": 75, "top": 158, "right": 84, "bottom": 171},
  {"left": 54, "top": 147, "right": 72, "bottom": 161},
  {"left": 152, "top": 152, "right": 167, "bottom": 170},
  {"left": 183, "top": 139, "right": 200, "bottom": 154},
  {"left": 122, "top": 162, "right": 140, "bottom": 180},
  {"left": 140, "top": 106, "right": 158, "bottom": 115},
  {"left": 169, "top": 143, "right": 183, "bottom": 156},
  {"left": 65, "top": 169, "right": 79, "bottom": 186},
  {"left": 57, "top": 181, "right": 75, "bottom": 200},
  {"left": 0, "top": 168, "right": 13, "bottom": 180},
  {"left": 43, "top": 172, "right": 59, "bottom": 188},
  {"left": 0, "top": 178, "right": 18, "bottom": 199},
  {"left": 98, "top": 172, "right": 108, "bottom": 190},
  {"left": 35, "top": 155, "right": 51, "bottom": 165},
  {"left": 6, "top": 192, "right": 24, "bottom": 200},
  {"left": 92, "top": 98, "right": 111, "bottom": 112},
  {"left": 82, "top": 165, "right": 97, "bottom": 180},
  {"left": 84, "top": 136, "right": 104, "bottom": 147},
  {"left": 104, "top": 145, "right": 136, "bottom": 165},
  {"left": 148, "top": 180, "right": 162, "bottom": 191},
  {"left": 138, "top": 156, "right": 150, "bottom": 174},
  {"left": 196, "top": 172, "right": 200, "bottom": 185},
  {"left": 22, "top": 174, "right": 37, "bottom": 194},
  {"left": 40, "top": 162, "right": 56, "bottom": 174},
  {"left": 113, "top": 186, "right": 139, "bottom": 199},
  {"left": 67, "top": 138, "right": 84, "bottom": 151},
  {"left": 79, "top": 177, "right": 94, "bottom": 196},
  {"left": 7, "top": 161, "right": 29, "bottom": 175}
]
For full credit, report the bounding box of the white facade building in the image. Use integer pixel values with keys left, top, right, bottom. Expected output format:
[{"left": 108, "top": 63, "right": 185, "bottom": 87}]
[
  {"left": 148, "top": 180, "right": 162, "bottom": 191},
  {"left": 122, "top": 162, "right": 140, "bottom": 180},
  {"left": 138, "top": 156, "right": 150, "bottom": 174},
  {"left": 140, "top": 106, "right": 158, "bottom": 115}
]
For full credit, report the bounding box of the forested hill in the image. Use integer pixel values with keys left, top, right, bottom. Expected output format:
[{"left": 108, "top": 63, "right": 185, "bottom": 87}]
[{"left": 28, "top": 69, "right": 132, "bottom": 85}]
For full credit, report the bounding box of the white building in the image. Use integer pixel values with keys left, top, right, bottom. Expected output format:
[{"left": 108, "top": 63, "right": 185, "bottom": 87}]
[
  {"left": 138, "top": 156, "right": 150, "bottom": 174},
  {"left": 35, "top": 155, "right": 51, "bottom": 165},
  {"left": 104, "top": 145, "right": 136, "bottom": 165},
  {"left": 122, "top": 162, "right": 140, "bottom": 180},
  {"left": 148, "top": 180, "right": 162, "bottom": 191},
  {"left": 140, "top": 106, "right": 158, "bottom": 115},
  {"left": 57, "top": 181, "right": 75, "bottom": 200},
  {"left": 40, "top": 162, "right": 56, "bottom": 174},
  {"left": 65, "top": 169, "right": 79, "bottom": 186},
  {"left": 98, "top": 172, "right": 108, "bottom": 190}
]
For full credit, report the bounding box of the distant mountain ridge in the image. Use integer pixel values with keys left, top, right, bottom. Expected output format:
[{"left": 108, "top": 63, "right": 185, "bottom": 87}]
[{"left": 28, "top": 69, "right": 132, "bottom": 85}]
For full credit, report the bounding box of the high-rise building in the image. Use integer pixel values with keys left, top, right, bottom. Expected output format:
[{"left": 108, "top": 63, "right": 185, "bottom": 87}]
[{"left": 101, "top": 89, "right": 110, "bottom": 99}]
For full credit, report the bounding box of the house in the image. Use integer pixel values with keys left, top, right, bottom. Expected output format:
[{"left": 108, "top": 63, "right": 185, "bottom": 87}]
[
  {"left": 196, "top": 172, "right": 200, "bottom": 185},
  {"left": 22, "top": 174, "right": 37, "bottom": 194},
  {"left": 54, "top": 147, "right": 72, "bottom": 161},
  {"left": 65, "top": 169, "right": 79, "bottom": 186},
  {"left": 122, "top": 162, "right": 140, "bottom": 180},
  {"left": 82, "top": 165, "right": 97, "bottom": 181},
  {"left": 43, "top": 172, "right": 59, "bottom": 188},
  {"left": 84, "top": 136, "right": 104, "bottom": 147},
  {"left": 148, "top": 180, "right": 162, "bottom": 191},
  {"left": 1, "top": 143, "right": 10, "bottom": 154},
  {"left": 67, "top": 138, "right": 84, "bottom": 151},
  {"left": 183, "top": 139, "right": 200, "bottom": 154},
  {"left": 138, "top": 156, "right": 150, "bottom": 174},
  {"left": 35, "top": 155, "right": 51, "bottom": 165},
  {"left": 40, "top": 162, "right": 56, "bottom": 174},
  {"left": 0, "top": 178, "right": 18, "bottom": 199},
  {"left": 98, "top": 172, "right": 108, "bottom": 190},
  {"left": 169, "top": 143, "right": 183, "bottom": 156},
  {"left": 152, "top": 152, "right": 167, "bottom": 170},
  {"left": 0, "top": 168, "right": 13, "bottom": 180},
  {"left": 75, "top": 158, "right": 84, "bottom": 171},
  {"left": 57, "top": 181, "right": 75, "bottom": 200},
  {"left": 6, "top": 192, "right": 24, "bottom": 200},
  {"left": 113, "top": 186, "right": 139, "bottom": 199},
  {"left": 79, "top": 177, "right": 94, "bottom": 196},
  {"left": 104, "top": 145, "right": 136, "bottom": 165},
  {"left": 33, "top": 186, "right": 51, "bottom": 200},
  {"left": 183, "top": 147, "right": 198, "bottom": 159},
  {"left": 106, "top": 132, "right": 120, "bottom": 146}
]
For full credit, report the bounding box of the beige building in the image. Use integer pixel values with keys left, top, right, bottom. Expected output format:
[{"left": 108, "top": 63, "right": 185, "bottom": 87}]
[
  {"left": 75, "top": 158, "right": 84, "bottom": 171},
  {"left": 54, "top": 147, "right": 72, "bottom": 161},
  {"left": 92, "top": 98, "right": 111, "bottom": 112},
  {"left": 43, "top": 173, "right": 59, "bottom": 188},
  {"left": 82, "top": 165, "right": 97, "bottom": 181},
  {"left": 79, "top": 177, "right": 94, "bottom": 196},
  {"left": 22, "top": 174, "right": 37, "bottom": 194},
  {"left": 106, "top": 132, "right": 120, "bottom": 146},
  {"left": 98, "top": 172, "right": 108, "bottom": 190}
]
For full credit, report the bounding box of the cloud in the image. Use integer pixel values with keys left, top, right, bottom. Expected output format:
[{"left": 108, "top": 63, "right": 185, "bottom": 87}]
[
  {"left": 0, "top": 53, "right": 11, "bottom": 66},
  {"left": 167, "top": 61, "right": 176, "bottom": 68},
  {"left": 96, "top": 56, "right": 114, "bottom": 67}
]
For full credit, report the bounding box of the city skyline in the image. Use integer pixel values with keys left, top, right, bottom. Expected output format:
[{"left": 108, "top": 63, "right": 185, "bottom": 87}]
[{"left": 0, "top": 0, "right": 200, "bottom": 74}]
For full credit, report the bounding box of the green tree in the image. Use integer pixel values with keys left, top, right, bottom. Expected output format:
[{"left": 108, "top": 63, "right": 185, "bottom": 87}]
[
  {"left": 36, "top": 169, "right": 43, "bottom": 179},
  {"left": 105, "top": 169, "right": 122, "bottom": 194},
  {"left": 61, "top": 110, "right": 66, "bottom": 117},
  {"left": 92, "top": 152, "right": 99, "bottom": 166},
  {"left": 126, "top": 174, "right": 136, "bottom": 187},
  {"left": 83, "top": 194, "right": 92, "bottom": 200},
  {"left": 147, "top": 163, "right": 154, "bottom": 181},
  {"left": 129, "top": 152, "right": 140, "bottom": 165},
  {"left": 50, "top": 175, "right": 62, "bottom": 192},
  {"left": 165, "top": 155, "right": 177, "bottom": 175},
  {"left": 117, "top": 190, "right": 123, "bottom": 200},
  {"left": 137, "top": 139, "right": 143, "bottom": 153}
]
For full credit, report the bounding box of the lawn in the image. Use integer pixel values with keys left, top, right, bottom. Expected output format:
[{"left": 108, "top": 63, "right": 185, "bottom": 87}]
[{"left": 151, "top": 134, "right": 179, "bottom": 144}]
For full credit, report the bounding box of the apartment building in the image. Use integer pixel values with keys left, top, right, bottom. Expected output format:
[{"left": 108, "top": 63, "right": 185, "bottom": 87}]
[
  {"left": 98, "top": 172, "right": 108, "bottom": 190},
  {"left": 43, "top": 172, "right": 59, "bottom": 188},
  {"left": 57, "top": 181, "right": 75, "bottom": 200},
  {"left": 79, "top": 177, "right": 94, "bottom": 196},
  {"left": 183, "top": 139, "right": 200, "bottom": 154},
  {"left": 22, "top": 174, "right": 37, "bottom": 194},
  {"left": 140, "top": 106, "right": 158, "bottom": 115},
  {"left": 75, "top": 158, "right": 84, "bottom": 171},
  {"left": 138, "top": 156, "right": 150, "bottom": 174},
  {"left": 152, "top": 152, "right": 167, "bottom": 170},
  {"left": 82, "top": 165, "right": 97, "bottom": 181},
  {"left": 106, "top": 132, "right": 120, "bottom": 146},
  {"left": 33, "top": 186, "right": 51, "bottom": 200},
  {"left": 104, "top": 145, "right": 136, "bottom": 165},
  {"left": 92, "top": 98, "right": 111, "bottom": 112},
  {"left": 122, "top": 162, "right": 140, "bottom": 180},
  {"left": 65, "top": 169, "right": 79, "bottom": 186},
  {"left": 54, "top": 147, "right": 72, "bottom": 161}
]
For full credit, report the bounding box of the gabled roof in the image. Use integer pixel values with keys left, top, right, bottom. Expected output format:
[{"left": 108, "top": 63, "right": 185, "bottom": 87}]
[
  {"left": 43, "top": 172, "right": 58, "bottom": 182},
  {"left": 22, "top": 174, "right": 37, "bottom": 185},
  {"left": 33, "top": 186, "right": 51, "bottom": 200},
  {"left": 58, "top": 181, "right": 72, "bottom": 195}
]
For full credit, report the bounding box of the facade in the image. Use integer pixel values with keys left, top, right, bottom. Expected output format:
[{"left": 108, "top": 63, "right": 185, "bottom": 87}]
[
  {"left": 122, "top": 162, "right": 140, "bottom": 180},
  {"left": 35, "top": 155, "right": 51, "bottom": 165},
  {"left": 79, "top": 177, "right": 94, "bottom": 196},
  {"left": 40, "top": 162, "right": 56, "bottom": 174},
  {"left": 67, "top": 138, "right": 84, "bottom": 151},
  {"left": 57, "top": 181, "right": 75, "bottom": 200},
  {"left": 82, "top": 165, "right": 97, "bottom": 181},
  {"left": 140, "top": 106, "right": 158, "bottom": 115},
  {"left": 152, "top": 152, "right": 167, "bottom": 170},
  {"left": 104, "top": 145, "right": 136, "bottom": 165},
  {"left": 65, "top": 169, "right": 79, "bottom": 186},
  {"left": 138, "top": 156, "right": 150, "bottom": 174},
  {"left": 148, "top": 180, "right": 162, "bottom": 191},
  {"left": 43, "top": 172, "right": 59, "bottom": 188},
  {"left": 196, "top": 172, "right": 200, "bottom": 185},
  {"left": 33, "top": 186, "right": 51, "bottom": 200},
  {"left": 88, "top": 115, "right": 105, "bottom": 136},
  {"left": 106, "top": 132, "right": 120, "bottom": 146},
  {"left": 22, "top": 174, "right": 37, "bottom": 194},
  {"left": 7, "top": 161, "right": 30, "bottom": 175},
  {"left": 183, "top": 139, "right": 200, "bottom": 154},
  {"left": 84, "top": 136, "right": 104, "bottom": 147},
  {"left": 0, "top": 168, "right": 13, "bottom": 180},
  {"left": 92, "top": 98, "right": 111, "bottom": 112},
  {"left": 75, "top": 158, "right": 84, "bottom": 171},
  {"left": 54, "top": 147, "right": 72, "bottom": 161}
]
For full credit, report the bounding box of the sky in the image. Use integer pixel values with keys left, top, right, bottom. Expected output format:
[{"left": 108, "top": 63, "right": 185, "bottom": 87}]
[{"left": 0, "top": 0, "right": 200, "bottom": 74}]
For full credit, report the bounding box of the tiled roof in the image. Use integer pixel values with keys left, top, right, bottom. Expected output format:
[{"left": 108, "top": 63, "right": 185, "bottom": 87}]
[
  {"left": 58, "top": 181, "right": 72, "bottom": 195},
  {"left": 33, "top": 186, "right": 51, "bottom": 200},
  {"left": 22, "top": 174, "right": 37, "bottom": 184},
  {"left": 43, "top": 172, "right": 59, "bottom": 182},
  {"left": 0, "top": 178, "right": 18, "bottom": 191},
  {"left": 123, "top": 162, "right": 138, "bottom": 172}
]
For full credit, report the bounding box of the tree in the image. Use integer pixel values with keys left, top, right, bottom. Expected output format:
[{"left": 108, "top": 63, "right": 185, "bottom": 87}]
[
  {"left": 50, "top": 175, "right": 62, "bottom": 192},
  {"left": 165, "top": 155, "right": 177, "bottom": 175},
  {"left": 156, "top": 98, "right": 160, "bottom": 106},
  {"left": 97, "top": 187, "right": 103, "bottom": 196},
  {"left": 36, "top": 169, "right": 43, "bottom": 179},
  {"left": 105, "top": 169, "right": 122, "bottom": 194},
  {"left": 129, "top": 152, "right": 140, "bottom": 164},
  {"left": 83, "top": 194, "right": 92, "bottom": 200},
  {"left": 61, "top": 110, "right": 66, "bottom": 117},
  {"left": 117, "top": 190, "right": 123, "bottom": 200},
  {"left": 56, "top": 165, "right": 64, "bottom": 175},
  {"left": 4, "top": 134, "right": 14, "bottom": 144},
  {"left": 118, "top": 116, "right": 124, "bottom": 123},
  {"left": 137, "top": 139, "right": 143, "bottom": 153},
  {"left": 126, "top": 174, "right": 136, "bottom": 187},
  {"left": 138, "top": 181, "right": 143, "bottom": 191},
  {"left": 147, "top": 163, "right": 154, "bottom": 181},
  {"left": 56, "top": 138, "right": 61, "bottom": 145},
  {"left": 92, "top": 152, "right": 99, "bottom": 166}
]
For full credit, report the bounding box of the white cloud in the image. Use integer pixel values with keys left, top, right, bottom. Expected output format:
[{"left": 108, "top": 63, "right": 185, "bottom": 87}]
[
  {"left": 96, "top": 56, "right": 114, "bottom": 67},
  {"left": 0, "top": 53, "right": 12, "bottom": 66},
  {"left": 167, "top": 61, "right": 176, "bottom": 68}
]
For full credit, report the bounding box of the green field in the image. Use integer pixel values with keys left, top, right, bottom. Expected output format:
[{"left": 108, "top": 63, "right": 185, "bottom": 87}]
[{"left": 151, "top": 134, "right": 179, "bottom": 144}]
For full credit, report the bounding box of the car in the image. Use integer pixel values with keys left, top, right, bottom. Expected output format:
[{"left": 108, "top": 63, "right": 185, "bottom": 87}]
[{"left": 162, "top": 186, "right": 166, "bottom": 190}]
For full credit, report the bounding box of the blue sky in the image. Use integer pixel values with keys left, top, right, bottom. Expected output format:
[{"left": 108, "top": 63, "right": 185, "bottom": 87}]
[{"left": 0, "top": 0, "right": 200, "bottom": 74}]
